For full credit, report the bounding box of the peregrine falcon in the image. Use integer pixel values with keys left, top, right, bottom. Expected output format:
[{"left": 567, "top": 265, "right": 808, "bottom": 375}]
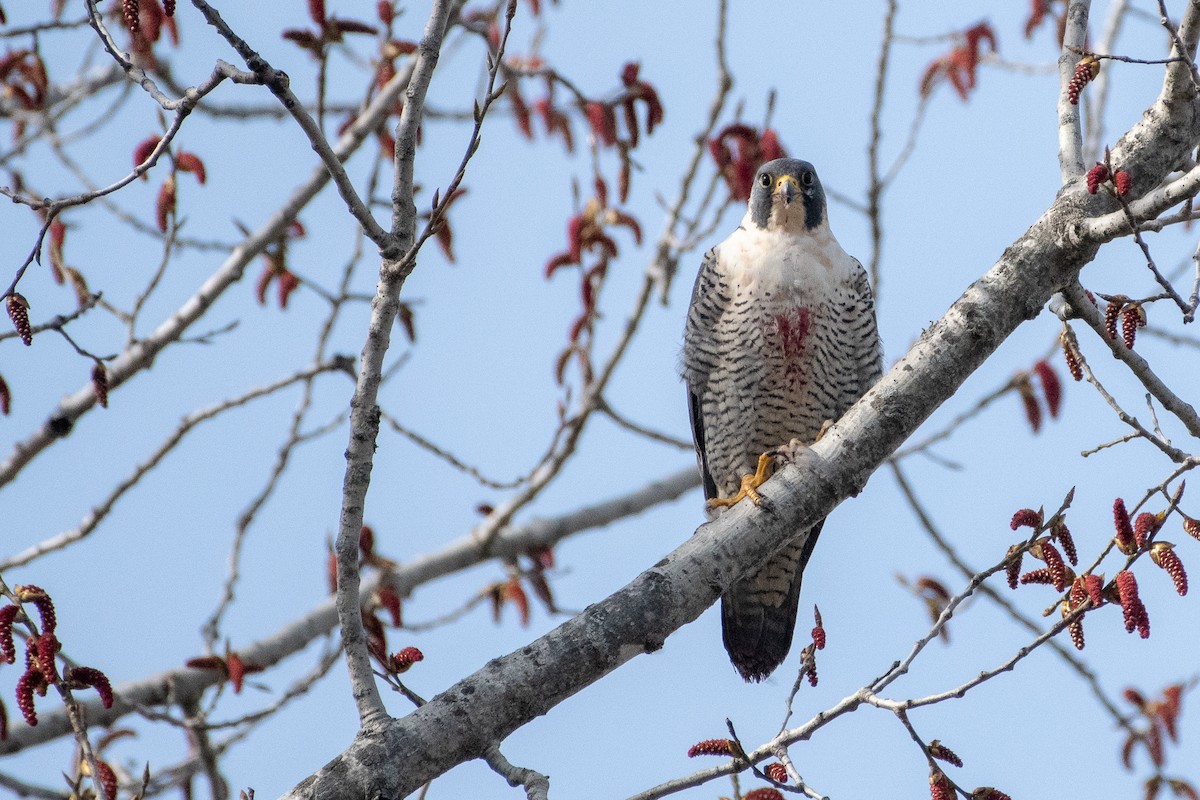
[{"left": 682, "top": 157, "right": 882, "bottom": 682}]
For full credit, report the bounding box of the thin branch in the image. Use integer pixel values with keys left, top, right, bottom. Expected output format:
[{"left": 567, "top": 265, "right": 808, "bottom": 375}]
[
  {"left": 190, "top": 0, "right": 394, "bottom": 253},
  {"left": 1084, "top": 0, "right": 1128, "bottom": 162},
  {"left": 1058, "top": 0, "right": 1090, "bottom": 183},
  {"left": 332, "top": 0, "right": 464, "bottom": 729},
  {"left": 0, "top": 34, "right": 418, "bottom": 490},
  {"left": 1061, "top": 283, "right": 1200, "bottom": 439},
  {"left": 381, "top": 410, "right": 530, "bottom": 489},
  {"left": 889, "top": 462, "right": 1133, "bottom": 731},
  {"left": 866, "top": 0, "right": 898, "bottom": 301},
  {"left": 0, "top": 358, "right": 354, "bottom": 572},
  {"left": 597, "top": 399, "right": 693, "bottom": 450}
]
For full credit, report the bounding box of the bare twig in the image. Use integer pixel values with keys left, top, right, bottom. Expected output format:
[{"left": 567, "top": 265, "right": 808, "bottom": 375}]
[{"left": 1058, "top": 0, "right": 1090, "bottom": 182}]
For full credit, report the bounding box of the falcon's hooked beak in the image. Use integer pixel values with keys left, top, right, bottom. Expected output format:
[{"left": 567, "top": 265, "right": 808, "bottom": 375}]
[{"left": 774, "top": 174, "right": 800, "bottom": 206}]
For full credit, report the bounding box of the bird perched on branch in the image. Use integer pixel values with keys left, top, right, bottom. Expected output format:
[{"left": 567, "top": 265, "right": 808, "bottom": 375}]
[{"left": 682, "top": 157, "right": 882, "bottom": 681}]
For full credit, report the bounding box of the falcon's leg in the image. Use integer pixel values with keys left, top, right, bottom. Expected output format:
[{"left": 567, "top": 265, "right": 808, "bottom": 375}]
[{"left": 708, "top": 452, "right": 775, "bottom": 509}]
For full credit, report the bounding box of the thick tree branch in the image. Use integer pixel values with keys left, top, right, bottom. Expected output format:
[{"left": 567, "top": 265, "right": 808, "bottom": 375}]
[{"left": 281, "top": 64, "right": 1200, "bottom": 794}]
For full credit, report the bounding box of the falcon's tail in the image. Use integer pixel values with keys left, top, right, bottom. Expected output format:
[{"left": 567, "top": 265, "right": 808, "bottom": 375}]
[{"left": 721, "top": 521, "right": 824, "bottom": 682}]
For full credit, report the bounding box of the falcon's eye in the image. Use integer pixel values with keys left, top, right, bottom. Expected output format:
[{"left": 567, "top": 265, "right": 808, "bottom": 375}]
[
  {"left": 801, "top": 171, "right": 815, "bottom": 187},
  {"left": 759, "top": 173, "right": 772, "bottom": 188}
]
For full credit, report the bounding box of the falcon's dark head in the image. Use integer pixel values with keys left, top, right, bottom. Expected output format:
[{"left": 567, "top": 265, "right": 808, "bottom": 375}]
[{"left": 747, "top": 158, "right": 827, "bottom": 233}]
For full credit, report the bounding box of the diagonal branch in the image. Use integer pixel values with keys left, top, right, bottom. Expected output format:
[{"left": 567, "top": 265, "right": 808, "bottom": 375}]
[{"left": 281, "top": 61, "right": 1200, "bottom": 792}]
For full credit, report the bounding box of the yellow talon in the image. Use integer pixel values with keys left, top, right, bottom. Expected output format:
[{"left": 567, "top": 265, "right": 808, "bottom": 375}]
[{"left": 708, "top": 452, "right": 774, "bottom": 509}]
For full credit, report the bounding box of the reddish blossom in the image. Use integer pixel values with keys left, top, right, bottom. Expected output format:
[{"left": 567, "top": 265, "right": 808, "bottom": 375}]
[
  {"left": 930, "top": 769, "right": 955, "bottom": 800},
  {"left": 1053, "top": 521, "right": 1077, "bottom": 565},
  {"left": 1034, "top": 538, "right": 1069, "bottom": 591},
  {"left": 1113, "top": 498, "right": 1137, "bottom": 554},
  {"left": 1005, "top": 545, "right": 1023, "bottom": 590},
  {"left": 66, "top": 666, "right": 114, "bottom": 708},
  {"left": 1147, "top": 720, "right": 1165, "bottom": 767},
  {"left": 744, "top": 790, "right": 784, "bottom": 800},
  {"left": 308, "top": 0, "right": 327, "bottom": 26},
  {"left": 811, "top": 605, "right": 826, "bottom": 650},
  {"left": 155, "top": 174, "right": 176, "bottom": 232},
  {"left": 505, "top": 576, "right": 530, "bottom": 627},
  {"left": 533, "top": 95, "right": 574, "bottom": 152},
  {"left": 1060, "top": 328, "right": 1084, "bottom": 381},
  {"left": 760, "top": 128, "right": 785, "bottom": 162},
  {"left": 765, "top": 762, "right": 789, "bottom": 783},
  {"left": 35, "top": 632, "right": 59, "bottom": 683},
  {"left": 377, "top": 585, "right": 403, "bottom": 626},
  {"left": 929, "top": 740, "right": 963, "bottom": 768},
  {"left": 1184, "top": 516, "right": 1200, "bottom": 542},
  {"left": 0, "top": 604, "right": 18, "bottom": 663},
  {"left": 122, "top": 0, "right": 139, "bottom": 31},
  {"left": 527, "top": 571, "right": 556, "bottom": 612},
  {"left": 1016, "top": 373, "right": 1041, "bottom": 433},
  {"left": 91, "top": 363, "right": 109, "bottom": 409},
  {"left": 708, "top": 123, "right": 783, "bottom": 201},
  {"left": 15, "top": 669, "right": 41, "bottom": 725},
  {"left": 971, "top": 789, "right": 1013, "bottom": 800},
  {"left": 1068, "top": 55, "right": 1100, "bottom": 104},
  {"left": 584, "top": 102, "right": 617, "bottom": 147},
  {"left": 227, "top": 650, "right": 248, "bottom": 693},
  {"left": 387, "top": 646, "right": 423, "bottom": 673},
  {"left": 175, "top": 151, "right": 207, "bottom": 184},
  {"left": 93, "top": 760, "right": 118, "bottom": 800},
  {"left": 1122, "top": 304, "right": 1146, "bottom": 349},
  {"left": 1070, "top": 582, "right": 1089, "bottom": 652},
  {"left": 1019, "top": 568, "right": 1054, "bottom": 585},
  {"left": 1115, "top": 170, "right": 1132, "bottom": 196},
  {"left": 15, "top": 585, "right": 54, "bottom": 634},
  {"left": 509, "top": 83, "right": 533, "bottom": 140},
  {"left": 362, "top": 610, "right": 388, "bottom": 662},
  {"left": 0, "top": 373, "right": 9, "bottom": 416},
  {"left": 1086, "top": 162, "right": 1109, "bottom": 194},
  {"left": 1033, "top": 359, "right": 1061, "bottom": 418},
  {"left": 1150, "top": 542, "right": 1188, "bottom": 596},
  {"left": 1025, "top": 0, "right": 1053, "bottom": 38},
  {"left": 687, "top": 738, "right": 734, "bottom": 757},
  {"left": 1104, "top": 296, "right": 1125, "bottom": 342},
  {"left": 7, "top": 293, "right": 32, "bottom": 346},
  {"left": 919, "top": 22, "right": 997, "bottom": 101},
  {"left": 1158, "top": 684, "right": 1184, "bottom": 741},
  {"left": 1116, "top": 570, "right": 1150, "bottom": 638},
  {"left": 616, "top": 61, "right": 663, "bottom": 146},
  {"left": 277, "top": 269, "right": 301, "bottom": 309},
  {"left": 1010, "top": 507, "right": 1043, "bottom": 531},
  {"left": 1133, "top": 511, "right": 1160, "bottom": 548}
]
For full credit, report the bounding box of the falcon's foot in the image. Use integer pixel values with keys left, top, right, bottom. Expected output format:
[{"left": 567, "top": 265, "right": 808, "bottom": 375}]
[
  {"left": 776, "top": 419, "right": 835, "bottom": 462},
  {"left": 707, "top": 452, "right": 774, "bottom": 509}
]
